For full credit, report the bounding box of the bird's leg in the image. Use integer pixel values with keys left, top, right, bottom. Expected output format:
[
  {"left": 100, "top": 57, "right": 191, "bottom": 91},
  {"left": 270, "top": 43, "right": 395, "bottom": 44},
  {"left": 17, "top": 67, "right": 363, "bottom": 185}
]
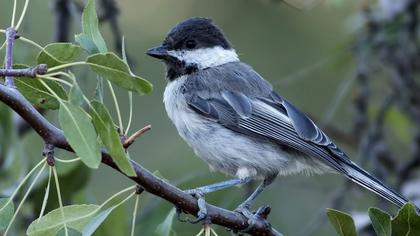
[
  {"left": 186, "top": 177, "right": 251, "bottom": 195},
  {"left": 179, "top": 178, "right": 251, "bottom": 224},
  {"left": 235, "top": 177, "right": 275, "bottom": 232}
]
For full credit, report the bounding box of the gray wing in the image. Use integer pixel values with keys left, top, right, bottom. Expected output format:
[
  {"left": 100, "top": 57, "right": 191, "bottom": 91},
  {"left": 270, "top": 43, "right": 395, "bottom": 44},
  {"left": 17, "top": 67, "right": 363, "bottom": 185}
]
[{"left": 183, "top": 62, "right": 351, "bottom": 173}]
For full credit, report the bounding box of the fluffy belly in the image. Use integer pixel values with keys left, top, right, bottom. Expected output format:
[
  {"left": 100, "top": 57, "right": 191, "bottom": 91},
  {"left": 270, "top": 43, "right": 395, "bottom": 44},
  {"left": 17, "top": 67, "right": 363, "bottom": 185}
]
[{"left": 181, "top": 121, "right": 295, "bottom": 179}]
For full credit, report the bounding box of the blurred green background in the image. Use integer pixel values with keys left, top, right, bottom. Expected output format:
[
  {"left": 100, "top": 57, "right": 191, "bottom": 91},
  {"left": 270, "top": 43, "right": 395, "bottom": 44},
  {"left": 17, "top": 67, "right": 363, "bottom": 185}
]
[{"left": 0, "top": 0, "right": 378, "bottom": 235}]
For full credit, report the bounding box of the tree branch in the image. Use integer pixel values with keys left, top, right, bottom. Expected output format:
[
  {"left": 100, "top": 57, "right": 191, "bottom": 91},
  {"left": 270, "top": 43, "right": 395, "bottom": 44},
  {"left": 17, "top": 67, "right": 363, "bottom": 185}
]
[
  {"left": 4, "top": 27, "right": 17, "bottom": 87},
  {"left": 0, "top": 83, "right": 280, "bottom": 235},
  {"left": 123, "top": 125, "right": 151, "bottom": 149},
  {"left": 0, "top": 64, "right": 48, "bottom": 78}
]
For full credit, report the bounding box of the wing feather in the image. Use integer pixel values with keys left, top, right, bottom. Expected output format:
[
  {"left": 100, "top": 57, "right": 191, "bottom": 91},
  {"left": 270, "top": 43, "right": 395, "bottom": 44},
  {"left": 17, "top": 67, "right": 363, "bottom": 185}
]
[{"left": 185, "top": 90, "right": 348, "bottom": 172}]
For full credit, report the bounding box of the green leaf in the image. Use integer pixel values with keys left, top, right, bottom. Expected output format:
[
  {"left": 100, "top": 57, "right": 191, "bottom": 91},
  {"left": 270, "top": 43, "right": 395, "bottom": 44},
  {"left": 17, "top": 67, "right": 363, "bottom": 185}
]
[
  {"left": 69, "top": 83, "right": 84, "bottom": 106},
  {"left": 86, "top": 53, "right": 152, "bottom": 95},
  {"left": 28, "top": 187, "right": 133, "bottom": 236},
  {"left": 155, "top": 208, "right": 176, "bottom": 236},
  {"left": 37, "top": 43, "right": 84, "bottom": 67},
  {"left": 369, "top": 207, "right": 391, "bottom": 236},
  {"left": 326, "top": 208, "right": 357, "bottom": 236},
  {"left": 27, "top": 205, "right": 99, "bottom": 236},
  {"left": 81, "top": 0, "right": 107, "bottom": 53},
  {"left": 92, "top": 201, "right": 128, "bottom": 236},
  {"left": 16, "top": 78, "right": 67, "bottom": 109},
  {"left": 75, "top": 34, "right": 98, "bottom": 54},
  {"left": 392, "top": 203, "right": 420, "bottom": 236},
  {"left": 94, "top": 75, "right": 104, "bottom": 102},
  {"left": 59, "top": 102, "right": 101, "bottom": 169},
  {"left": 2, "top": 65, "right": 67, "bottom": 109},
  {"left": 82, "top": 208, "right": 114, "bottom": 235},
  {"left": 55, "top": 227, "right": 82, "bottom": 236},
  {"left": 89, "top": 101, "right": 136, "bottom": 176},
  {"left": 82, "top": 194, "right": 132, "bottom": 236},
  {"left": 0, "top": 198, "right": 14, "bottom": 230}
]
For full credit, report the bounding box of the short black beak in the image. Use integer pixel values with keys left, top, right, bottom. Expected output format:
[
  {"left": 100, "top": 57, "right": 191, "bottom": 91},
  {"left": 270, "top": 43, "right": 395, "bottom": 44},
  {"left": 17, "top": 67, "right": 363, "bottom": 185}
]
[{"left": 146, "top": 46, "right": 168, "bottom": 59}]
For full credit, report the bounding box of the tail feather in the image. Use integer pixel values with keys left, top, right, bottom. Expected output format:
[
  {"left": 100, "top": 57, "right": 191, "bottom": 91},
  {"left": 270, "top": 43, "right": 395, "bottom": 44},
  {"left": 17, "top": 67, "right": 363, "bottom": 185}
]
[{"left": 343, "top": 161, "right": 418, "bottom": 211}]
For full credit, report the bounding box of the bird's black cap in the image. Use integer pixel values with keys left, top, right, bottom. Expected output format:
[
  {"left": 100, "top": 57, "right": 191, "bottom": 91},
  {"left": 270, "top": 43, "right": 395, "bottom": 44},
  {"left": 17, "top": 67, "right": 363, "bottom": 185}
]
[
  {"left": 163, "top": 17, "right": 232, "bottom": 51},
  {"left": 146, "top": 17, "right": 233, "bottom": 80}
]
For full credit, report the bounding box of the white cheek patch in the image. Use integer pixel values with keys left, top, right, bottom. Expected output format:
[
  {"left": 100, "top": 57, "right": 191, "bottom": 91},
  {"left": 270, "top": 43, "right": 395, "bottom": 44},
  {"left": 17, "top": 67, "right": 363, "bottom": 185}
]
[{"left": 167, "top": 46, "right": 239, "bottom": 69}]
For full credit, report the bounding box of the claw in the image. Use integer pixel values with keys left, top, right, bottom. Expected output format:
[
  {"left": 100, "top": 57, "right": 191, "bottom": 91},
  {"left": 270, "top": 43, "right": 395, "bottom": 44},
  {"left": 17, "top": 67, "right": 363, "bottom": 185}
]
[
  {"left": 234, "top": 205, "right": 271, "bottom": 233},
  {"left": 176, "top": 207, "right": 188, "bottom": 222},
  {"left": 184, "top": 188, "right": 210, "bottom": 224},
  {"left": 235, "top": 204, "right": 253, "bottom": 218},
  {"left": 188, "top": 197, "right": 208, "bottom": 223}
]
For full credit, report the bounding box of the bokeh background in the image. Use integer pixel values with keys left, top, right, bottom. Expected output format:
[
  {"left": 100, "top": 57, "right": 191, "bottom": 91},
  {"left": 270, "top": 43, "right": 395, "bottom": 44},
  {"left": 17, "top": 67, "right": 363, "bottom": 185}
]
[{"left": 2, "top": 0, "right": 419, "bottom": 235}]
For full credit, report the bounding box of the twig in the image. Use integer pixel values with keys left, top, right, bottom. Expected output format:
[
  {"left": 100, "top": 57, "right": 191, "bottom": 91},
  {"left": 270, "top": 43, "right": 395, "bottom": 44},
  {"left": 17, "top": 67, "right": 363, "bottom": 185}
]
[
  {"left": 123, "top": 125, "right": 151, "bottom": 149},
  {"left": 4, "top": 27, "right": 17, "bottom": 87},
  {"left": 43, "top": 143, "right": 55, "bottom": 167},
  {"left": 0, "top": 64, "right": 48, "bottom": 78}
]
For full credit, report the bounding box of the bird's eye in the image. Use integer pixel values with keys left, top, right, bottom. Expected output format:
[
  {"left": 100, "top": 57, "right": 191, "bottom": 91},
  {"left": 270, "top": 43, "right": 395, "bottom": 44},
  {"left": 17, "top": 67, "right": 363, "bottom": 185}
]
[{"left": 185, "top": 40, "right": 197, "bottom": 49}]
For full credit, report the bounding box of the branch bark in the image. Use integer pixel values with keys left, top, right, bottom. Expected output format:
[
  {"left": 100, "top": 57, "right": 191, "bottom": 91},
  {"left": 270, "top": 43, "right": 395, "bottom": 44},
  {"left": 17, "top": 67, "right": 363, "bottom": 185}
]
[
  {"left": 0, "top": 81, "right": 280, "bottom": 235},
  {"left": 0, "top": 64, "right": 48, "bottom": 77},
  {"left": 4, "top": 27, "right": 17, "bottom": 87}
]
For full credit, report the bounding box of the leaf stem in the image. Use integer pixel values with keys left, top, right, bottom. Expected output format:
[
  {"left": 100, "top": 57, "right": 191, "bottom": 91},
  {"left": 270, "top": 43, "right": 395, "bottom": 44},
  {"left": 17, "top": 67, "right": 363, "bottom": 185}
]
[
  {"left": 48, "top": 61, "right": 88, "bottom": 73},
  {"left": 125, "top": 91, "right": 133, "bottom": 135},
  {"left": 53, "top": 166, "right": 68, "bottom": 236},
  {"left": 112, "top": 191, "right": 136, "bottom": 211},
  {"left": 38, "top": 75, "right": 73, "bottom": 87},
  {"left": 38, "top": 166, "right": 52, "bottom": 221},
  {"left": 98, "top": 185, "right": 136, "bottom": 209},
  {"left": 130, "top": 194, "right": 140, "bottom": 236},
  {"left": 43, "top": 71, "right": 75, "bottom": 82},
  {"left": 38, "top": 79, "right": 66, "bottom": 104},
  {"left": 107, "top": 81, "right": 124, "bottom": 134},
  {"left": 4, "top": 162, "right": 47, "bottom": 235},
  {"left": 17, "top": 36, "right": 70, "bottom": 65},
  {"left": 40, "top": 76, "right": 96, "bottom": 123},
  {"left": 55, "top": 157, "right": 81, "bottom": 163},
  {"left": 18, "top": 35, "right": 45, "bottom": 50},
  {"left": 16, "top": 0, "right": 30, "bottom": 30},
  {"left": 11, "top": 0, "right": 17, "bottom": 27},
  {"left": 0, "top": 41, "right": 6, "bottom": 52}
]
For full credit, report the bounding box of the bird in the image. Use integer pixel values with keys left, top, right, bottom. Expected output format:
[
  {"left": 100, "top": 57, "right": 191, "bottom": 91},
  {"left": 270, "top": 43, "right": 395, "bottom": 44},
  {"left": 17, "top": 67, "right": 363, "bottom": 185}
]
[{"left": 146, "top": 17, "right": 416, "bottom": 226}]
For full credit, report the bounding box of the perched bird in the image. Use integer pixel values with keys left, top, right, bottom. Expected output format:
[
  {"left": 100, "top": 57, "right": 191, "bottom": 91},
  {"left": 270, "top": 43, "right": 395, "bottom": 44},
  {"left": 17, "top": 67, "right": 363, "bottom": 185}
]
[{"left": 146, "top": 17, "right": 415, "bottom": 224}]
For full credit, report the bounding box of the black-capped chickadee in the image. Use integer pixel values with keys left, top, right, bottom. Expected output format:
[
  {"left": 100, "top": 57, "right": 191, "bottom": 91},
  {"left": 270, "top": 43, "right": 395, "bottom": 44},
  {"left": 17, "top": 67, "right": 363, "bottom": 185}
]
[{"left": 146, "top": 17, "right": 415, "bottom": 223}]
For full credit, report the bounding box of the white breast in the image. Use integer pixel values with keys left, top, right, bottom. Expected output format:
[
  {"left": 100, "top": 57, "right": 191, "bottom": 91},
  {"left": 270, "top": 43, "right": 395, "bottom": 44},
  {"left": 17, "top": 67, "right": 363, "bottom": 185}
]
[{"left": 163, "top": 76, "right": 209, "bottom": 136}]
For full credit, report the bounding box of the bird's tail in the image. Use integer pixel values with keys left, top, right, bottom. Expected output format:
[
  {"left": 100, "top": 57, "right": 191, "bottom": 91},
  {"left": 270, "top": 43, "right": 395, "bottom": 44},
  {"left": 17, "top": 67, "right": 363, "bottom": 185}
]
[{"left": 342, "top": 161, "right": 419, "bottom": 211}]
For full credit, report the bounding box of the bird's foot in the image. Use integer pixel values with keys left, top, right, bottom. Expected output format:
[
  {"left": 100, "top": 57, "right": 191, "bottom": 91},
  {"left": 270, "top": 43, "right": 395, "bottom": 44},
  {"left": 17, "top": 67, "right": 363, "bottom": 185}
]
[
  {"left": 177, "top": 188, "right": 210, "bottom": 224},
  {"left": 234, "top": 204, "right": 272, "bottom": 234}
]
